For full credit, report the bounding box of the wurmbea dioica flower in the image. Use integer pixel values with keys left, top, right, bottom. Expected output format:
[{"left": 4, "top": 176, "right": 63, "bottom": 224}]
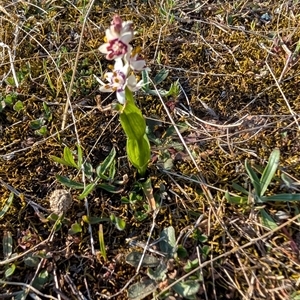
[
  {"left": 96, "top": 15, "right": 155, "bottom": 211},
  {"left": 95, "top": 14, "right": 148, "bottom": 105}
]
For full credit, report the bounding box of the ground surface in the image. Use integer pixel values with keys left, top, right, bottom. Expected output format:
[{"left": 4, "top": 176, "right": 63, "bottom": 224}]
[{"left": 0, "top": 1, "right": 300, "bottom": 299}]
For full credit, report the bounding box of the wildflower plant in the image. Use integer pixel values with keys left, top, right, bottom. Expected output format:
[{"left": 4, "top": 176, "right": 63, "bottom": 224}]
[{"left": 95, "top": 15, "right": 155, "bottom": 209}]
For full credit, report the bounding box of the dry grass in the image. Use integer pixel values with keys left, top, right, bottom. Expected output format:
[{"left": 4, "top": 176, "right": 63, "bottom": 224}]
[{"left": 0, "top": 0, "right": 300, "bottom": 299}]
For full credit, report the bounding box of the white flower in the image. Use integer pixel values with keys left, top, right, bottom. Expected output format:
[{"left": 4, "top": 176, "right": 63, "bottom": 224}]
[
  {"left": 99, "top": 15, "right": 134, "bottom": 60},
  {"left": 95, "top": 59, "right": 143, "bottom": 104}
]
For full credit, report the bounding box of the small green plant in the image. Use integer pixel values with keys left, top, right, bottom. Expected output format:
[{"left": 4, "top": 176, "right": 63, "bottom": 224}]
[
  {"left": 226, "top": 149, "right": 300, "bottom": 229},
  {"left": 125, "top": 226, "right": 202, "bottom": 300},
  {"left": 51, "top": 145, "right": 126, "bottom": 232}
]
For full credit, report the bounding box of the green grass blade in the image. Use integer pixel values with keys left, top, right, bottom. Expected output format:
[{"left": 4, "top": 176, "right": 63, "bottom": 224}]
[
  {"left": 232, "top": 182, "right": 249, "bottom": 195},
  {"left": 245, "top": 159, "right": 261, "bottom": 196},
  {"left": 259, "top": 209, "right": 277, "bottom": 230},
  {"left": 260, "top": 149, "right": 280, "bottom": 196},
  {"left": 98, "top": 224, "right": 107, "bottom": 261},
  {"left": 261, "top": 193, "right": 300, "bottom": 202}
]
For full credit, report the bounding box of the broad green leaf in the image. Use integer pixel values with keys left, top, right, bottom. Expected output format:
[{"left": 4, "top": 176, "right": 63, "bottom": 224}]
[
  {"left": 120, "top": 102, "right": 146, "bottom": 140},
  {"left": 32, "top": 270, "right": 49, "bottom": 290},
  {"left": 147, "top": 262, "right": 167, "bottom": 281},
  {"left": 127, "top": 279, "right": 157, "bottom": 300},
  {"left": 126, "top": 251, "right": 160, "bottom": 268},
  {"left": 184, "top": 258, "right": 199, "bottom": 273},
  {"left": 260, "top": 209, "right": 277, "bottom": 230},
  {"left": 153, "top": 68, "right": 169, "bottom": 85},
  {"left": 63, "top": 146, "right": 78, "bottom": 169},
  {"left": 159, "top": 226, "right": 176, "bottom": 257},
  {"left": 96, "top": 147, "right": 116, "bottom": 177},
  {"left": 55, "top": 175, "right": 84, "bottom": 189},
  {"left": 78, "top": 183, "right": 96, "bottom": 200},
  {"left": 30, "top": 119, "right": 44, "bottom": 130},
  {"left": 24, "top": 253, "right": 40, "bottom": 267},
  {"left": 177, "top": 245, "right": 188, "bottom": 259},
  {"left": 260, "top": 149, "right": 280, "bottom": 196},
  {"left": 69, "top": 222, "right": 82, "bottom": 234},
  {"left": 5, "top": 264, "right": 16, "bottom": 278},
  {"left": 173, "top": 280, "right": 200, "bottom": 299},
  {"left": 13, "top": 100, "right": 24, "bottom": 112},
  {"left": 127, "top": 135, "right": 150, "bottom": 176},
  {"left": 110, "top": 214, "right": 126, "bottom": 231},
  {"left": 0, "top": 192, "right": 14, "bottom": 219},
  {"left": 245, "top": 159, "right": 261, "bottom": 197},
  {"left": 3, "top": 231, "right": 13, "bottom": 258},
  {"left": 98, "top": 224, "right": 107, "bottom": 261},
  {"left": 261, "top": 193, "right": 300, "bottom": 202}
]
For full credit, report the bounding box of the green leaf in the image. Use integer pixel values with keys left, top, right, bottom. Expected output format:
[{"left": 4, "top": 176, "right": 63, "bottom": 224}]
[
  {"left": 97, "top": 183, "right": 124, "bottom": 193},
  {"left": 77, "top": 144, "right": 83, "bottom": 169},
  {"left": 30, "top": 119, "right": 44, "bottom": 130},
  {"left": 96, "top": 147, "right": 116, "bottom": 177},
  {"left": 261, "top": 193, "right": 300, "bottom": 202},
  {"left": 43, "top": 102, "right": 52, "bottom": 121},
  {"left": 120, "top": 104, "right": 146, "bottom": 141},
  {"left": 98, "top": 224, "right": 107, "bottom": 261},
  {"left": 32, "top": 270, "right": 49, "bottom": 290},
  {"left": 177, "top": 245, "right": 188, "bottom": 259},
  {"left": 109, "top": 159, "right": 116, "bottom": 180},
  {"left": 125, "top": 251, "right": 160, "bottom": 268},
  {"left": 69, "top": 222, "right": 82, "bottom": 234},
  {"left": 78, "top": 182, "right": 96, "bottom": 200},
  {"left": 232, "top": 182, "right": 249, "bottom": 195},
  {"left": 63, "top": 146, "right": 78, "bottom": 169},
  {"left": 127, "top": 135, "right": 150, "bottom": 176},
  {"left": 260, "top": 209, "right": 277, "bottom": 230},
  {"left": 225, "top": 191, "right": 247, "bottom": 205},
  {"left": 55, "top": 175, "right": 84, "bottom": 189},
  {"left": 110, "top": 214, "right": 126, "bottom": 231},
  {"left": 245, "top": 159, "right": 261, "bottom": 196},
  {"left": 141, "top": 69, "right": 150, "bottom": 91},
  {"left": 0, "top": 192, "right": 14, "bottom": 219},
  {"left": 5, "top": 264, "right": 16, "bottom": 278},
  {"left": 36, "top": 125, "right": 47, "bottom": 136},
  {"left": 13, "top": 100, "right": 24, "bottom": 112},
  {"left": 127, "top": 279, "right": 157, "bottom": 300},
  {"left": 183, "top": 258, "right": 199, "bottom": 272},
  {"left": 3, "top": 231, "right": 13, "bottom": 259},
  {"left": 24, "top": 253, "right": 40, "bottom": 267},
  {"left": 260, "top": 149, "right": 280, "bottom": 196},
  {"left": 82, "top": 215, "right": 110, "bottom": 224},
  {"left": 173, "top": 280, "right": 200, "bottom": 299},
  {"left": 147, "top": 262, "right": 167, "bottom": 281},
  {"left": 159, "top": 226, "right": 176, "bottom": 257},
  {"left": 153, "top": 68, "right": 169, "bottom": 85}
]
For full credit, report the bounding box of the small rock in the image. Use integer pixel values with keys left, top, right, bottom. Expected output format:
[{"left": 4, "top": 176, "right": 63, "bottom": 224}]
[{"left": 49, "top": 189, "right": 72, "bottom": 214}]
